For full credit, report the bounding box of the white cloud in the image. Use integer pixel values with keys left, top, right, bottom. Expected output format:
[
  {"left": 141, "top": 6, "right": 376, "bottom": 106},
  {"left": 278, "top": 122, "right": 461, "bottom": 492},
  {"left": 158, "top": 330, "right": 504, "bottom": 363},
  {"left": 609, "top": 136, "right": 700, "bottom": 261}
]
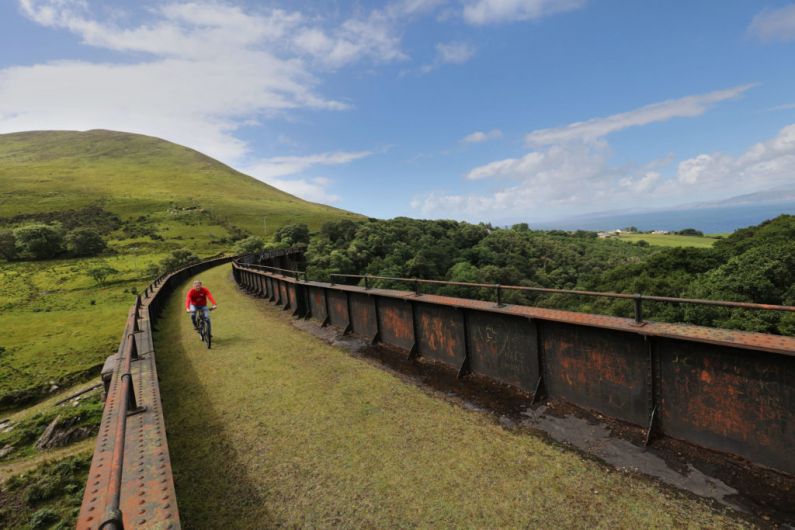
[
  {"left": 675, "top": 124, "right": 795, "bottom": 192},
  {"left": 260, "top": 176, "right": 341, "bottom": 204},
  {"left": 419, "top": 40, "right": 476, "bottom": 74},
  {"left": 240, "top": 151, "right": 372, "bottom": 203},
  {"left": 412, "top": 85, "right": 759, "bottom": 219},
  {"left": 619, "top": 171, "right": 660, "bottom": 193},
  {"left": 462, "top": 0, "right": 586, "bottom": 25},
  {"left": 4, "top": 1, "right": 404, "bottom": 204},
  {"left": 292, "top": 15, "right": 407, "bottom": 69},
  {"left": 461, "top": 129, "right": 502, "bottom": 143},
  {"left": 436, "top": 41, "right": 476, "bottom": 64},
  {"left": 748, "top": 4, "right": 795, "bottom": 42},
  {"left": 767, "top": 102, "right": 795, "bottom": 112},
  {"left": 242, "top": 151, "right": 372, "bottom": 179},
  {"left": 525, "top": 84, "right": 754, "bottom": 146}
]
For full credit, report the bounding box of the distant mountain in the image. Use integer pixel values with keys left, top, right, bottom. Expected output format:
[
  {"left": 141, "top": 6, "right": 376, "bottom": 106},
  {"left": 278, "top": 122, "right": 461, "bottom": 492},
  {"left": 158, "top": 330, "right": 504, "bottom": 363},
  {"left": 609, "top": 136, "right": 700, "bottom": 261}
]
[
  {"left": 532, "top": 188, "right": 795, "bottom": 233},
  {"left": 688, "top": 187, "right": 795, "bottom": 208},
  {"left": 0, "top": 130, "right": 361, "bottom": 233}
]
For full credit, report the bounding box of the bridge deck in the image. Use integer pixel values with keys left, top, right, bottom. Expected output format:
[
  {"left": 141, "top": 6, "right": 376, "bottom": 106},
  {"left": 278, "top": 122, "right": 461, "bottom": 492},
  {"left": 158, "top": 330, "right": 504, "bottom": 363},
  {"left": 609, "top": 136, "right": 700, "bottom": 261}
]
[{"left": 154, "top": 264, "right": 746, "bottom": 528}]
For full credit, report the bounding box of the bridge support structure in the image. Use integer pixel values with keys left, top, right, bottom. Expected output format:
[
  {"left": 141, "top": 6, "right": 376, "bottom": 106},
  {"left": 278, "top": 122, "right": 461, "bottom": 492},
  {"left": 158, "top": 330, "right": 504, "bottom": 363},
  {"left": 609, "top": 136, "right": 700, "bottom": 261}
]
[{"left": 233, "top": 259, "right": 795, "bottom": 478}]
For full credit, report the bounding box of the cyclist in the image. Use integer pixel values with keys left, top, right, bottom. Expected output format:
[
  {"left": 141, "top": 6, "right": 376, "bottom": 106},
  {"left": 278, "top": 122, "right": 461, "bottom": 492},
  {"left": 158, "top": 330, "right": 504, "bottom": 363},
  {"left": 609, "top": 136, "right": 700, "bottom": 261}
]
[{"left": 185, "top": 280, "right": 217, "bottom": 329}]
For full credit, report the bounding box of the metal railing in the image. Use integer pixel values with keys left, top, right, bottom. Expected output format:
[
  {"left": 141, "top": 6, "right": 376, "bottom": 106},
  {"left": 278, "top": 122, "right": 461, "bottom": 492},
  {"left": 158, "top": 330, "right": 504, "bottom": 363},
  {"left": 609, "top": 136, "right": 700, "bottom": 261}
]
[
  {"left": 248, "top": 263, "right": 307, "bottom": 281},
  {"left": 86, "top": 254, "right": 234, "bottom": 529},
  {"left": 329, "top": 273, "right": 795, "bottom": 325}
]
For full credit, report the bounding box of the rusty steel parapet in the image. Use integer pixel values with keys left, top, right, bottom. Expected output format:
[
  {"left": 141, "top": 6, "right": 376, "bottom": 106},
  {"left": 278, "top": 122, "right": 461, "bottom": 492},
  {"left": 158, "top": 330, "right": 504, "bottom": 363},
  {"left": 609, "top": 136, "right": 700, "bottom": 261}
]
[
  {"left": 78, "top": 249, "right": 303, "bottom": 529},
  {"left": 233, "top": 262, "right": 795, "bottom": 477}
]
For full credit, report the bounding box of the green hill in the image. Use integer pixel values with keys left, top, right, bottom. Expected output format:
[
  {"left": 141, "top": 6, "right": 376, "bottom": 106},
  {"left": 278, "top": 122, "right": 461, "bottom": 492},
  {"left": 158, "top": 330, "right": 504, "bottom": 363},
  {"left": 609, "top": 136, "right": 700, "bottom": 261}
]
[
  {"left": 0, "top": 129, "right": 360, "bottom": 411},
  {"left": 0, "top": 129, "right": 360, "bottom": 233}
]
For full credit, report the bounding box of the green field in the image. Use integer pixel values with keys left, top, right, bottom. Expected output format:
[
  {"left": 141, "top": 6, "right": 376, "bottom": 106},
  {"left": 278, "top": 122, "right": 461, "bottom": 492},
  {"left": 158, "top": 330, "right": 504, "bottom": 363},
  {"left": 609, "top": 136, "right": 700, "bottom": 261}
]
[{"left": 618, "top": 232, "right": 724, "bottom": 248}]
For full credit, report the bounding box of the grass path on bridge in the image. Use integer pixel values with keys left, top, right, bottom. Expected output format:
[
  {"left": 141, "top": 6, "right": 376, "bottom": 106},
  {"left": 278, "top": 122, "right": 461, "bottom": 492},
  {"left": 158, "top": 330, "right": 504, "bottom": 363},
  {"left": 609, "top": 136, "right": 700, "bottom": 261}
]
[{"left": 155, "top": 264, "right": 747, "bottom": 529}]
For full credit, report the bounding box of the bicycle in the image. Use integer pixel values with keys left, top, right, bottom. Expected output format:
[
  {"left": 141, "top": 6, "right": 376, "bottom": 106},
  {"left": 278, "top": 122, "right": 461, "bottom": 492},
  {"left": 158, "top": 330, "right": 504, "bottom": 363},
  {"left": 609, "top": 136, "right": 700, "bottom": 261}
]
[{"left": 192, "top": 307, "right": 215, "bottom": 349}]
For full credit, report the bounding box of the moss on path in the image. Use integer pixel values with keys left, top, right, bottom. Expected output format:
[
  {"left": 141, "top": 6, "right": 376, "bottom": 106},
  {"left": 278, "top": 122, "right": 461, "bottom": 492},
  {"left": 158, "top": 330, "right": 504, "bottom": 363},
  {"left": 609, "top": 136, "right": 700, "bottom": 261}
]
[{"left": 156, "top": 264, "right": 749, "bottom": 529}]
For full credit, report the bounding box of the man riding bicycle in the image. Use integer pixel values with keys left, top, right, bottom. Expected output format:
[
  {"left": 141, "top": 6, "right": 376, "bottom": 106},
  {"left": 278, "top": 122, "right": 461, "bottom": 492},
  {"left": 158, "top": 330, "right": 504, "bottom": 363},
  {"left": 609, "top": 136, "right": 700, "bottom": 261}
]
[{"left": 185, "top": 280, "right": 217, "bottom": 328}]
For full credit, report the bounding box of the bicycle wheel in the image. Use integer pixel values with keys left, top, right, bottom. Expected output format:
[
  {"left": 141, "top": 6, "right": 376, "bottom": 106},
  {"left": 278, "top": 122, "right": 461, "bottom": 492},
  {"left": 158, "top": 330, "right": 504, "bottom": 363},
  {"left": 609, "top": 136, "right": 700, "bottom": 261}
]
[
  {"left": 198, "top": 318, "right": 206, "bottom": 341},
  {"left": 204, "top": 319, "right": 212, "bottom": 349}
]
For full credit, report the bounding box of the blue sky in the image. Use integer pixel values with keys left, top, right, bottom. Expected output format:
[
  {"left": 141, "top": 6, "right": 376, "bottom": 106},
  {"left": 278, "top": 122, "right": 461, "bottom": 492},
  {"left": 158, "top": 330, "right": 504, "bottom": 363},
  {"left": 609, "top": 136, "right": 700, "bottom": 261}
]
[{"left": 1, "top": 1, "right": 794, "bottom": 223}]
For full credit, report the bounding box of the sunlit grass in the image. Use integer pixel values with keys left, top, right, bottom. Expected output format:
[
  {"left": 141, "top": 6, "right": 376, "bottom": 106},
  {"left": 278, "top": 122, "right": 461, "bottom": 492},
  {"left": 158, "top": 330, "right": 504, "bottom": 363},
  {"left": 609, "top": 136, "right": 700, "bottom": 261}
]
[{"left": 618, "top": 233, "right": 721, "bottom": 248}]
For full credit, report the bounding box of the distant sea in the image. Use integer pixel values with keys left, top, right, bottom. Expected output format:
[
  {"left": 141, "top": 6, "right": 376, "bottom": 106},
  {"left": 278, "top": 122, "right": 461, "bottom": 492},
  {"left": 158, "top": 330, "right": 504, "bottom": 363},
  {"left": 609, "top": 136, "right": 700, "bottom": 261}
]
[{"left": 533, "top": 201, "right": 795, "bottom": 233}]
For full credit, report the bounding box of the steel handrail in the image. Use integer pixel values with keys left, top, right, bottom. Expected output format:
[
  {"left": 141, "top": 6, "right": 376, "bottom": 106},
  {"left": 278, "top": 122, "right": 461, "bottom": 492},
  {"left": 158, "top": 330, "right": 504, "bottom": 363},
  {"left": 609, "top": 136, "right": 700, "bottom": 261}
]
[
  {"left": 101, "top": 332, "right": 138, "bottom": 529},
  {"left": 247, "top": 263, "right": 307, "bottom": 280},
  {"left": 329, "top": 273, "right": 795, "bottom": 324}
]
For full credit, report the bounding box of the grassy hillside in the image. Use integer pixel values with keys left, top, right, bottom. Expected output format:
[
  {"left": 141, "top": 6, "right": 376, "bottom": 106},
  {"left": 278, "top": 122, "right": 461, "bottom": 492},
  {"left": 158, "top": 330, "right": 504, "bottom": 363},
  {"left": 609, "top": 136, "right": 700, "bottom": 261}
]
[
  {"left": 0, "top": 130, "right": 361, "bottom": 412},
  {"left": 0, "top": 129, "right": 359, "bottom": 232}
]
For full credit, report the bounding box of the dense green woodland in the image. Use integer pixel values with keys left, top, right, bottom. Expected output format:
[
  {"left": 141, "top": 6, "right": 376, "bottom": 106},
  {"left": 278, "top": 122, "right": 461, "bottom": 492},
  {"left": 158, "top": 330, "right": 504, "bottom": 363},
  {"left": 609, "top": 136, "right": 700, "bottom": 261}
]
[{"left": 293, "top": 215, "right": 795, "bottom": 336}]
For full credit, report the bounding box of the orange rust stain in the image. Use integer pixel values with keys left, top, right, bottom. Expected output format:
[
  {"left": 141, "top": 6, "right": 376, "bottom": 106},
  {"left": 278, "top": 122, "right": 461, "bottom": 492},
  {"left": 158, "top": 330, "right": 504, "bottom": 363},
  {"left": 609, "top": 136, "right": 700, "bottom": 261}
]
[
  {"left": 677, "top": 362, "right": 781, "bottom": 448},
  {"left": 420, "top": 312, "right": 459, "bottom": 359},
  {"left": 555, "top": 339, "right": 636, "bottom": 390},
  {"left": 382, "top": 306, "right": 412, "bottom": 341}
]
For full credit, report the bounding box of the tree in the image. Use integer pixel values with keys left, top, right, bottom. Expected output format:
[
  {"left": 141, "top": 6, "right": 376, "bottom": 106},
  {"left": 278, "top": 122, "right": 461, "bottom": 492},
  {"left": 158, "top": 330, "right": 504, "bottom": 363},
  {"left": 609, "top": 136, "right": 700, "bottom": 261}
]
[
  {"left": 13, "top": 223, "right": 64, "bottom": 260},
  {"left": 0, "top": 230, "right": 16, "bottom": 260},
  {"left": 273, "top": 223, "right": 310, "bottom": 247},
  {"left": 87, "top": 264, "right": 118, "bottom": 285},
  {"left": 158, "top": 249, "right": 199, "bottom": 274},
  {"left": 235, "top": 236, "right": 265, "bottom": 255},
  {"left": 66, "top": 228, "right": 106, "bottom": 257},
  {"left": 676, "top": 228, "right": 703, "bottom": 236}
]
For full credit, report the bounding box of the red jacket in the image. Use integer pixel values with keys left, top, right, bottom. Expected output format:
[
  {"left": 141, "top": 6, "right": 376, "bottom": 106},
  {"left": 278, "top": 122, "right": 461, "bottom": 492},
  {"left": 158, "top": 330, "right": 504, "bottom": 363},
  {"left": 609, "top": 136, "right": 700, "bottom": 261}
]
[{"left": 185, "top": 287, "right": 216, "bottom": 309}]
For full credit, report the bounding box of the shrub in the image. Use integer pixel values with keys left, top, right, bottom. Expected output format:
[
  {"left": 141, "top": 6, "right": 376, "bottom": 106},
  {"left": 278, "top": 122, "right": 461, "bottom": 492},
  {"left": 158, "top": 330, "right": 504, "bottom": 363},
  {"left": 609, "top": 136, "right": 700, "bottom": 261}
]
[
  {"left": 13, "top": 223, "right": 64, "bottom": 260},
  {"left": 235, "top": 236, "right": 266, "bottom": 255},
  {"left": 65, "top": 228, "right": 106, "bottom": 257},
  {"left": 676, "top": 228, "right": 704, "bottom": 236},
  {"left": 158, "top": 248, "right": 199, "bottom": 274},
  {"left": 0, "top": 229, "right": 16, "bottom": 260},
  {"left": 273, "top": 223, "right": 310, "bottom": 248},
  {"left": 87, "top": 264, "right": 118, "bottom": 285},
  {"left": 29, "top": 508, "right": 60, "bottom": 529}
]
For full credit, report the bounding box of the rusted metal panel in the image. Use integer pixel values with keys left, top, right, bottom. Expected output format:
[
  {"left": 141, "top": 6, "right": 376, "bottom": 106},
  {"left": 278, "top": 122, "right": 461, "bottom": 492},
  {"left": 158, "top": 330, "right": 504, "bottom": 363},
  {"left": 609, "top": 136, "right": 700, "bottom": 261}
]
[
  {"left": 466, "top": 311, "right": 539, "bottom": 392},
  {"left": 267, "top": 277, "right": 275, "bottom": 301},
  {"left": 308, "top": 286, "right": 327, "bottom": 323},
  {"left": 327, "top": 290, "right": 350, "bottom": 329},
  {"left": 286, "top": 283, "right": 307, "bottom": 316},
  {"left": 657, "top": 338, "right": 795, "bottom": 475},
  {"left": 287, "top": 284, "right": 297, "bottom": 311},
  {"left": 349, "top": 293, "right": 377, "bottom": 339},
  {"left": 542, "top": 321, "right": 649, "bottom": 425},
  {"left": 376, "top": 298, "right": 415, "bottom": 351},
  {"left": 415, "top": 302, "right": 466, "bottom": 366},
  {"left": 280, "top": 281, "right": 290, "bottom": 309}
]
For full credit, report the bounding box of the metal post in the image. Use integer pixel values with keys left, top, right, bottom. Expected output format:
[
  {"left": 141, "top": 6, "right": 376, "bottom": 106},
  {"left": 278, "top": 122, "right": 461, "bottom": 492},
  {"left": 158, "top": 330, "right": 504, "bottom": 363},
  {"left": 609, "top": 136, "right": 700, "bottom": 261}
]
[
  {"left": 634, "top": 294, "right": 644, "bottom": 324},
  {"left": 414, "top": 279, "right": 421, "bottom": 296},
  {"left": 495, "top": 284, "right": 503, "bottom": 307},
  {"left": 364, "top": 276, "right": 369, "bottom": 290}
]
